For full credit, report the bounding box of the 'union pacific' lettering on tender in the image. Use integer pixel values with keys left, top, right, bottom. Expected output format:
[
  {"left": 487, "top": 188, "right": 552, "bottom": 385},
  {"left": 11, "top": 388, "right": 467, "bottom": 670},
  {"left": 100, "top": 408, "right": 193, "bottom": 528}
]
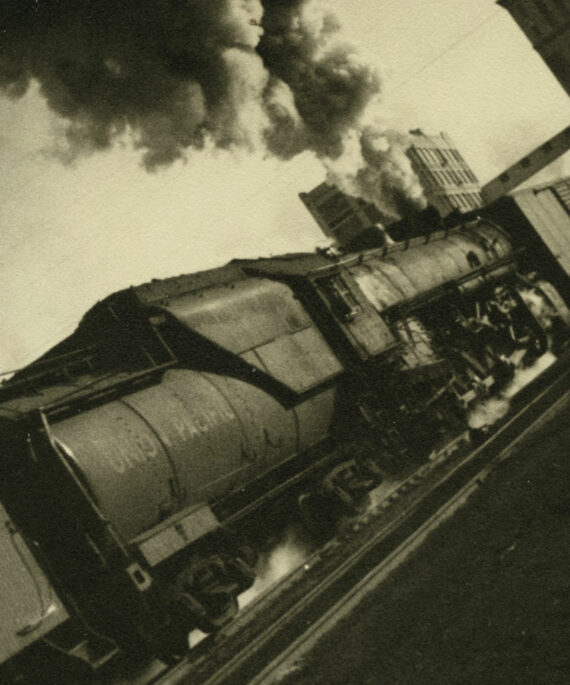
[
  {"left": 106, "top": 434, "right": 160, "bottom": 474},
  {"left": 107, "top": 402, "right": 237, "bottom": 474},
  {"left": 173, "top": 406, "right": 236, "bottom": 442}
]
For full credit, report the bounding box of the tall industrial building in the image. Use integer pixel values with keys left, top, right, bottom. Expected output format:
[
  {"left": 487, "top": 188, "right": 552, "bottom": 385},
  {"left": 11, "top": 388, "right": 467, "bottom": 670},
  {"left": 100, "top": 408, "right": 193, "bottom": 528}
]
[
  {"left": 406, "top": 129, "right": 484, "bottom": 216},
  {"left": 298, "top": 182, "right": 389, "bottom": 250},
  {"left": 497, "top": 0, "right": 570, "bottom": 95}
]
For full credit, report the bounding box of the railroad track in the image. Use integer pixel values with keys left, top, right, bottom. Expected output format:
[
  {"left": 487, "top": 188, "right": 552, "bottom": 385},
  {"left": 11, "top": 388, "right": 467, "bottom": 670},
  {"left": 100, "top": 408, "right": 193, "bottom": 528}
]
[{"left": 137, "top": 357, "right": 570, "bottom": 685}]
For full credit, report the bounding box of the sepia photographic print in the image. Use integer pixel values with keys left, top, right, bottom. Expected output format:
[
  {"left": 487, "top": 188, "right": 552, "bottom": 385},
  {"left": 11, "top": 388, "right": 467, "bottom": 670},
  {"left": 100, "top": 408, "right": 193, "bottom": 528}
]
[{"left": 1, "top": 1, "right": 569, "bottom": 683}]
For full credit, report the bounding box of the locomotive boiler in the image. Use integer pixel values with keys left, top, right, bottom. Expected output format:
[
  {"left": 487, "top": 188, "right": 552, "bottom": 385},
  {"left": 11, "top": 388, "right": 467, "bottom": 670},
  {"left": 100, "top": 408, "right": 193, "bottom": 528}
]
[{"left": 1, "top": 218, "right": 568, "bottom": 679}]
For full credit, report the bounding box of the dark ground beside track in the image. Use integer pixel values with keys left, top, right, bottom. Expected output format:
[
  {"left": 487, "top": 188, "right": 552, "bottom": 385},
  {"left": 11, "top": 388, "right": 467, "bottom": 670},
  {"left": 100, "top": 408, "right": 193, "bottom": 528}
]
[{"left": 281, "top": 397, "right": 570, "bottom": 685}]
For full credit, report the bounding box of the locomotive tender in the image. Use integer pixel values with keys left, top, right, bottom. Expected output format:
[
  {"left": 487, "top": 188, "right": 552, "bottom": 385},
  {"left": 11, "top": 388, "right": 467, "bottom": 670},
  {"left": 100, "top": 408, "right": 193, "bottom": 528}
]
[{"left": 1, "top": 218, "right": 568, "bottom": 677}]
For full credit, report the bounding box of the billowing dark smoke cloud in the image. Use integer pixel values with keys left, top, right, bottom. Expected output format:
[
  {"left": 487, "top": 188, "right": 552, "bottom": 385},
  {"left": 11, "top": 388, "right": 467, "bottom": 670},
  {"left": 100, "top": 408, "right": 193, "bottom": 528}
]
[
  {"left": 258, "top": 0, "right": 380, "bottom": 159},
  {"left": 1, "top": 0, "right": 270, "bottom": 167},
  {"left": 0, "top": 0, "right": 424, "bottom": 214}
]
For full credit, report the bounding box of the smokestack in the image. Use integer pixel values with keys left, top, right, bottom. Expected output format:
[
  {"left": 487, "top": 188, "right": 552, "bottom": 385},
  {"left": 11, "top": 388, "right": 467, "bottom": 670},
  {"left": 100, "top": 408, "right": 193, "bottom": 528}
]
[{"left": 1, "top": 1, "right": 425, "bottom": 215}]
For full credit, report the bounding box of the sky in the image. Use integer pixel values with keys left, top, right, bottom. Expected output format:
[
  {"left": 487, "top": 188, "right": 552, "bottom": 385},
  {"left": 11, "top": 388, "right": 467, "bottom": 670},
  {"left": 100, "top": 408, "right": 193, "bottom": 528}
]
[{"left": 1, "top": 0, "right": 569, "bottom": 373}]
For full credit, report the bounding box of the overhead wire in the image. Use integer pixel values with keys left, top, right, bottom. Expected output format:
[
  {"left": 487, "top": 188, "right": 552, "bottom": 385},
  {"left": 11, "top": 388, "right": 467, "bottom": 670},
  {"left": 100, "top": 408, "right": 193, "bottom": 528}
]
[{"left": 393, "top": 9, "right": 502, "bottom": 91}]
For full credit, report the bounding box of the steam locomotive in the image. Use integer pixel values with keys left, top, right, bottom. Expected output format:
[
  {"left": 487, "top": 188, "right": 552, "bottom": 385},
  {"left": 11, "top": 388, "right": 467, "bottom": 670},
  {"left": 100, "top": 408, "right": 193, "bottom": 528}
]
[{"left": 1, "top": 218, "right": 568, "bottom": 679}]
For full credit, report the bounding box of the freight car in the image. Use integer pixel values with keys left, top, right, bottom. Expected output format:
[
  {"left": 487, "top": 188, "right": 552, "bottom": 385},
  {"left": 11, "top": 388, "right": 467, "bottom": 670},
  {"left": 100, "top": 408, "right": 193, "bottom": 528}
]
[{"left": 0, "top": 218, "right": 568, "bottom": 679}]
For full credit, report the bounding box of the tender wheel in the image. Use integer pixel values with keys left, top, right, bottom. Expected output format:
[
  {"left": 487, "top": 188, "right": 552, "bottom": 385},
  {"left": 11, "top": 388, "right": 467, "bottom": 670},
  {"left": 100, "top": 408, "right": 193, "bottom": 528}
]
[
  {"left": 166, "top": 551, "right": 252, "bottom": 637},
  {"left": 168, "top": 583, "right": 239, "bottom": 637},
  {"left": 195, "top": 593, "right": 239, "bottom": 634},
  {"left": 227, "top": 555, "right": 256, "bottom": 594}
]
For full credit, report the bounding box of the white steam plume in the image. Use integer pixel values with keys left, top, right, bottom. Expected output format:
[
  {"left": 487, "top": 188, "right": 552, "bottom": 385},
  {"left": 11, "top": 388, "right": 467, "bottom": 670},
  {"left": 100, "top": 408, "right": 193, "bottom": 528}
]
[
  {"left": 468, "top": 352, "right": 556, "bottom": 429},
  {"left": 239, "top": 528, "right": 312, "bottom": 607}
]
